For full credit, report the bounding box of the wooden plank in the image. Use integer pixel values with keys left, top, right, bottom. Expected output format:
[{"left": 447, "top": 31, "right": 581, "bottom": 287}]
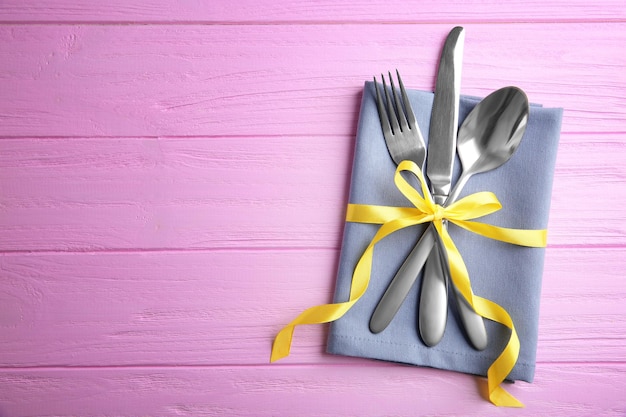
[
  {"left": 1, "top": 0, "right": 624, "bottom": 23},
  {"left": 0, "top": 23, "right": 624, "bottom": 137},
  {"left": 549, "top": 132, "right": 626, "bottom": 247},
  {"left": 0, "top": 363, "right": 623, "bottom": 416},
  {"left": 0, "top": 247, "right": 623, "bottom": 367},
  {"left": 538, "top": 247, "right": 626, "bottom": 363},
  {"left": 0, "top": 250, "right": 338, "bottom": 367},
  {"left": 0, "top": 134, "right": 623, "bottom": 252},
  {"left": 0, "top": 136, "right": 351, "bottom": 251}
]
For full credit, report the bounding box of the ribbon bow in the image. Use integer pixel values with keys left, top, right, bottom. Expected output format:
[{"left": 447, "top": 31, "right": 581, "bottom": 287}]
[{"left": 271, "top": 160, "right": 547, "bottom": 408}]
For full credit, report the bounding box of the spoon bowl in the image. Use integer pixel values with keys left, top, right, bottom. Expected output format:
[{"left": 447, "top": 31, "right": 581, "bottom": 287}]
[{"left": 448, "top": 87, "right": 529, "bottom": 203}]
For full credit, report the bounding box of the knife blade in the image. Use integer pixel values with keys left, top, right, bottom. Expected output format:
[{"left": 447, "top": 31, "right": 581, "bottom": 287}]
[
  {"left": 419, "top": 26, "right": 464, "bottom": 346},
  {"left": 426, "top": 26, "right": 464, "bottom": 202}
]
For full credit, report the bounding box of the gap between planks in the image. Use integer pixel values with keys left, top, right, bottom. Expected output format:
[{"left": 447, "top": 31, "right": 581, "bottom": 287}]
[
  {"left": 0, "top": 243, "right": 624, "bottom": 256},
  {"left": 1, "top": 18, "right": 625, "bottom": 26},
  {"left": 1, "top": 359, "right": 624, "bottom": 372},
  {"left": 0, "top": 131, "right": 625, "bottom": 140}
]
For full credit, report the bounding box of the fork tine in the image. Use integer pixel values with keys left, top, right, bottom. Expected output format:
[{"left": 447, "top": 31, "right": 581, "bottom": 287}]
[
  {"left": 373, "top": 76, "right": 392, "bottom": 137},
  {"left": 396, "top": 69, "right": 417, "bottom": 131},
  {"left": 389, "top": 71, "right": 408, "bottom": 132},
  {"left": 382, "top": 74, "right": 400, "bottom": 135}
]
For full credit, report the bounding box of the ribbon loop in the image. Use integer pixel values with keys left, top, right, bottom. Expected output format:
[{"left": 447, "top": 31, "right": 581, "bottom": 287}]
[{"left": 271, "top": 161, "right": 546, "bottom": 408}]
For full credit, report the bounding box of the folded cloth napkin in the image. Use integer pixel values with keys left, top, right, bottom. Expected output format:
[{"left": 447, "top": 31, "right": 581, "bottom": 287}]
[{"left": 327, "top": 81, "right": 563, "bottom": 382}]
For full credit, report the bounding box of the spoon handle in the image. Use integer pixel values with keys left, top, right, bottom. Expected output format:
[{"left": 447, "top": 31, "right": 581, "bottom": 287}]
[{"left": 454, "top": 278, "right": 489, "bottom": 350}]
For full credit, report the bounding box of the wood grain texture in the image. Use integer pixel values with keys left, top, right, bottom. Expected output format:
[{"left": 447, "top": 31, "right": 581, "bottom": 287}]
[
  {"left": 1, "top": 0, "right": 625, "bottom": 23},
  {"left": 0, "top": 137, "right": 352, "bottom": 251},
  {"left": 0, "top": 364, "right": 624, "bottom": 417},
  {"left": 0, "top": 1, "right": 625, "bottom": 415},
  {"left": 0, "top": 23, "right": 624, "bottom": 137}
]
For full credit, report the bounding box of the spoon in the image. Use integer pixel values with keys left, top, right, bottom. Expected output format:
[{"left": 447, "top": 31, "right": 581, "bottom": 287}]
[
  {"left": 447, "top": 86, "right": 529, "bottom": 203},
  {"left": 370, "top": 87, "right": 529, "bottom": 350},
  {"left": 430, "top": 86, "right": 529, "bottom": 349}
]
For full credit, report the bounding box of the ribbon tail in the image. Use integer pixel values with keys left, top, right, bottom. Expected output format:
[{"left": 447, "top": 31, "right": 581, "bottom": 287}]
[
  {"left": 473, "top": 296, "right": 524, "bottom": 408},
  {"left": 270, "top": 215, "right": 426, "bottom": 363},
  {"left": 270, "top": 300, "right": 357, "bottom": 363},
  {"left": 489, "top": 386, "right": 524, "bottom": 409},
  {"left": 270, "top": 325, "right": 294, "bottom": 363}
]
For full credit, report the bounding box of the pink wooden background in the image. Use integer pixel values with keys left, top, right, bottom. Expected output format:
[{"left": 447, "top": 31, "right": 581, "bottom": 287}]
[{"left": 1, "top": 1, "right": 625, "bottom": 415}]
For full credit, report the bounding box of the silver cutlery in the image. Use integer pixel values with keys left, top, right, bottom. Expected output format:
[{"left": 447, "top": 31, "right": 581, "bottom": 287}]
[
  {"left": 369, "top": 28, "right": 484, "bottom": 346},
  {"left": 369, "top": 70, "right": 427, "bottom": 334},
  {"left": 420, "top": 26, "right": 468, "bottom": 347},
  {"left": 371, "top": 86, "right": 530, "bottom": 339}
]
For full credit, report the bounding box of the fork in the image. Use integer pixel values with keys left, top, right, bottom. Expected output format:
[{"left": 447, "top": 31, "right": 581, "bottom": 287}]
[
  {"left": 369, "top": 70, "right": 432, "bottom": 334},
  {"left": 373, "top": 70, "right": 426, "bottom": 168}
]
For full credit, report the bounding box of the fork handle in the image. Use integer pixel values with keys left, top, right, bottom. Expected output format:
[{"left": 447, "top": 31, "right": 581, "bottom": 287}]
[{"left": 370, "top": 226, "right": 436, "bottom": 333}]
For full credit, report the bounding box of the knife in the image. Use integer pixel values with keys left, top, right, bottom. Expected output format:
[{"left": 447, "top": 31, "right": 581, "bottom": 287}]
[
  {"left": 419, "top": 26, "right": 464, "bottom": 346},
  {"left": 419, "top": 27, "right": 488, "bottom": 350}
]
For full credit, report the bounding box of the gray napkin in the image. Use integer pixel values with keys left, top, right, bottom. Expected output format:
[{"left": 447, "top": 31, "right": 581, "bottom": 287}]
[{"left": 327, "top": 81, "right": 562, "bottom": 382}]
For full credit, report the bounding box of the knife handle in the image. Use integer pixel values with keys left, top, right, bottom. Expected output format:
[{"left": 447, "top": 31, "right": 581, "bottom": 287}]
[
  {"left": 418, "top": 238, "right": 448, "bottom": 346},
  {"left": 369, "top": 226, "right": 436, "bottom": 333}
]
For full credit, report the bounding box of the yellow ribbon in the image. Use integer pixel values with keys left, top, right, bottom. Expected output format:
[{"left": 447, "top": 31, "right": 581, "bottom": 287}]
[{"left": 271, "top": 160, "right": 546, "bottom": 408}]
